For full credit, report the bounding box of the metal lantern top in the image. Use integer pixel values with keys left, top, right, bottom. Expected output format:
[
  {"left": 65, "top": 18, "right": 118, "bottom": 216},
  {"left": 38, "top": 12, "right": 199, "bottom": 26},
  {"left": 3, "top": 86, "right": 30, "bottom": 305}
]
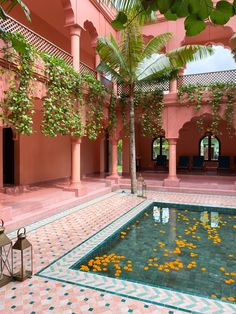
[
  {"left": 12, "top": 228, "right": 32, "bottom": 250},
  {"left": 137, "top": 173, "right": 143, "bottom": 181},
  {"left": 0, "top": 219, "right": 12, "bottom": 247}
]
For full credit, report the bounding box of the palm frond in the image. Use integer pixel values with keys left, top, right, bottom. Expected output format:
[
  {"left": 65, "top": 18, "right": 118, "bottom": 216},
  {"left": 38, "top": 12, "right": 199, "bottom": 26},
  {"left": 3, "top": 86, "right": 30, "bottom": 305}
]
[
  {"left": 143, "top": 32, "right": 173, "bottom": 59},
  {"left": 120, "top": 21, "right": 144, "bottom": 77},
  {"left": 136, "top": 54, "right": 173, "bottom": 81},
  {"left": 97, "top": 60, "right": 123, "bottom": 83},
  {"left": 0, "top": 0, "right": 30, "bottom": 20},
  {"left": 101, "top": 0, "right": 139, "bottom": 11},
  {"left": 96, "top": 35, "right": 127, "bottom": 73},
  {"left": 167, "top": 45, "right": 213, "bottom": 68}
]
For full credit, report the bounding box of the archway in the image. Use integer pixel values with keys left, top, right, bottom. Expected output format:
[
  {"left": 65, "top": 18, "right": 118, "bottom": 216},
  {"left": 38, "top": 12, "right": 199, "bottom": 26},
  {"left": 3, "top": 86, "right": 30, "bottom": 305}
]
[
  {"left": 3, "top": 128, "right": 14, "bottom": 185},
  {"left": 177, "top": 115, "right": 236, "bottom": 173}
]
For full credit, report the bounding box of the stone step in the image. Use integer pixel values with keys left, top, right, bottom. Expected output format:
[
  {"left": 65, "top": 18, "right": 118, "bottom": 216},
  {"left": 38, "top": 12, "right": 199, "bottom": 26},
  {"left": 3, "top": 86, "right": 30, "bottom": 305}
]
[{"left": 5, "top": 186, "right": 112, "bottom": 232}]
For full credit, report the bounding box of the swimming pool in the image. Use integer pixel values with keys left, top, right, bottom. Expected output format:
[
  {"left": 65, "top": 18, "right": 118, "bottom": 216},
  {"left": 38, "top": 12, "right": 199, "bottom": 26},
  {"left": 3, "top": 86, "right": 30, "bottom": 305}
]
[
  {"left": 37, "top": 198, "right": 236, "bottom": 313},
  {"left": 73, "top": 202, "right": 236, "bottom": 303}
]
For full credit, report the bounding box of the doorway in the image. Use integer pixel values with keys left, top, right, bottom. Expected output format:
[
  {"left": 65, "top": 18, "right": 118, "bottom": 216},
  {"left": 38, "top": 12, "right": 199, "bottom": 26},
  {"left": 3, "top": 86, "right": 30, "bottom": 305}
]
[{"left": 3, "top": 128, "right": 14, "bottom": 185}]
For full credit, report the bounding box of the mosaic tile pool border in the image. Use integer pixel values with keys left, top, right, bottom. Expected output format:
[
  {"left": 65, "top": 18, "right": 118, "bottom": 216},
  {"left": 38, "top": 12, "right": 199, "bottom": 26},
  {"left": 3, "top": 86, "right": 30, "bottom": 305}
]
[{"left": 36, "top": 198, "right": 236, "bottom": 314}]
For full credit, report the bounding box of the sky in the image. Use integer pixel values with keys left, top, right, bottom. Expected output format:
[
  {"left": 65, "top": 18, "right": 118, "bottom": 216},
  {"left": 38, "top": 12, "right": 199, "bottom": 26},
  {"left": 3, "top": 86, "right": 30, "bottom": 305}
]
[{"left": 184, "top": 46, "right": 236, "bottom": 74}]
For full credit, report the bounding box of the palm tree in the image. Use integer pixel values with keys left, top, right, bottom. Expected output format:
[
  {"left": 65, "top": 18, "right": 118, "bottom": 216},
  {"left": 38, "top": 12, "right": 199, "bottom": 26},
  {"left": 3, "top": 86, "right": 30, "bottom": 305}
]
[{"left": 96, "top": 20, "right": 212, "bottom": 194}]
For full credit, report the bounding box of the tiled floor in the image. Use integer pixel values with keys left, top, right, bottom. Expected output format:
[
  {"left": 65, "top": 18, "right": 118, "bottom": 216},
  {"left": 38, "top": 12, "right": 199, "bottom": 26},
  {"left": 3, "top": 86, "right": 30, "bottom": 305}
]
[{"left": 1, "top": 190, "right": 236, "bottom": 314}]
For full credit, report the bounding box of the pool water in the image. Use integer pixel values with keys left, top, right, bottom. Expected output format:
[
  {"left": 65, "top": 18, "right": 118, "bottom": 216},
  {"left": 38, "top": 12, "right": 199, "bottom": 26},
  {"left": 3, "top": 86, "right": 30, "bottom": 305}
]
[{"left": 74, "top": 203, "right": 236, "bottom": 303}]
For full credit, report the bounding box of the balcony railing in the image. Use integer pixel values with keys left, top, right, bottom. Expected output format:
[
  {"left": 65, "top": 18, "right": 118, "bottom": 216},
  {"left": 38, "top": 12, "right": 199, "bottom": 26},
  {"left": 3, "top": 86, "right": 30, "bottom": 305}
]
[
  {"left": 117, "top": 80, "right": 170, "bottom": 95},
  {"left": 0, "top": 15, "right": 73, "bottom": 65},
  {"left": 80, "top": 62, "right": 97, "bottom": 78},
  {"left": 177, "top": 69, "right": 236, "bottom": 87}
]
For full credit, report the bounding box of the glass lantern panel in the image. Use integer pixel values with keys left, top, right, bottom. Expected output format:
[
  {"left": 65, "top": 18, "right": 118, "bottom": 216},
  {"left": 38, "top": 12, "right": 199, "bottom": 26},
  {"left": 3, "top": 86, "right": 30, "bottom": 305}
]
[
  {"left": 0, "top": 244, "right": 12, "bottom": 279},
  {"left": 13, "top": 247, "right": 32, "bottom": 278}
]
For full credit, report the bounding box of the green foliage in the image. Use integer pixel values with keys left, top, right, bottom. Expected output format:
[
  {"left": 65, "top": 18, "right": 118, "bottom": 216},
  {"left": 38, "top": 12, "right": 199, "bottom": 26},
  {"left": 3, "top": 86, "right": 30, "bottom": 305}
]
[
  {"left": 0, "top": 32, "right": 108, "bottom": 140},
  {"left": 107, "top": 90, "right": 117, "bottom": 135},
  {"left": 82, "top": 73, "right": 107, "bottom": 140},
  {"left": 0, "top": 32, "right": 35, "bottom": 134},
  {"left": 118, "top": 89, "right": 164, "bottom": 137},
  {"left": 178, "top": 82, "right": 236, "bottom": 136},
  {"left": 41, "top": 53, "right": 84, "bottom": 137},
  {"left": 41, "top": 55, "right": 107, "bottom": 140},
  {"left": 104, "top": 0, "right": 236, "bottom": 36},
  {"left": 0, "top": 0, "right": 30, "bottom": 20}
]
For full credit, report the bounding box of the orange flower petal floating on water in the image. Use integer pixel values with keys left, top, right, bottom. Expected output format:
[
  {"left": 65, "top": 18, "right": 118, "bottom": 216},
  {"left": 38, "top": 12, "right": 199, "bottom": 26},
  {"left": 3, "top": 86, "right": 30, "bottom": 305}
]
[{"left": 228, "top": 297, "right": 235, "bottom": 302}]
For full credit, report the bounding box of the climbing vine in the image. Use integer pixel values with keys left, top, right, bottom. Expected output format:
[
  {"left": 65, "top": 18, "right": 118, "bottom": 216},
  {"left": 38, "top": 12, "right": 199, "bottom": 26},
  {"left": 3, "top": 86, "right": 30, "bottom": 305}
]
[
  {"left": 118, "top": 89, "right": 164, "bottom": 138},
  {"left": 0, "top": 31, "right": 109, "bottom": 140},
  {"left": 107, "top": 90, "right": 117, "bottom": 135},
  {"left": 178, "top": 82, "right": 236, "bottom": 136},
  {"left": 0, "top": 32, "right": 35, "bottom": 134},
  {"left": 81, "top": 73, "right": 106, "bottom": 140},
  {"left": 41, "top": 53, "right": 84, "bottom": 137}
]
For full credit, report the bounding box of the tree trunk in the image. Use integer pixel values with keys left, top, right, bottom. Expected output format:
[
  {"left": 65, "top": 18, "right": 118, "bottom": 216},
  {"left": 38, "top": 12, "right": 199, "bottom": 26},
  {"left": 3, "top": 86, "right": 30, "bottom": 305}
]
[{"left": 129, "top": 83, "right": 137, "bottom": 193}]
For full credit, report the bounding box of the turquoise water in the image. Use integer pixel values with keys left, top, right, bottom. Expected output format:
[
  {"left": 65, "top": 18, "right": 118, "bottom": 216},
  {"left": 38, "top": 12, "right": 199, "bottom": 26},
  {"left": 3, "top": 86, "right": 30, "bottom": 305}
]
[{"left": 74, "top": 203, "right": 236, "bottom": 303}]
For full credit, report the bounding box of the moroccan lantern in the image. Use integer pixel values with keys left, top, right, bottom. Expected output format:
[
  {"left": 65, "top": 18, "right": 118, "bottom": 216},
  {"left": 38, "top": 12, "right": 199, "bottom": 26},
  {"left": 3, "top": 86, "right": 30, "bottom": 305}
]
[
  {"left": 137, "top": 174, "right": 147, "bottom": 198},
  {"left": 13, "top": 228, "right": 33, "bottom": 281},
  {"left": 0, "top": 219, "right": 13, "bottom": 287},
  {"left": 137, "top": 173, "right": 143, "bottom": 197},
  {"left": 142, "top": 179, "right": 147, "bottom": 198}
]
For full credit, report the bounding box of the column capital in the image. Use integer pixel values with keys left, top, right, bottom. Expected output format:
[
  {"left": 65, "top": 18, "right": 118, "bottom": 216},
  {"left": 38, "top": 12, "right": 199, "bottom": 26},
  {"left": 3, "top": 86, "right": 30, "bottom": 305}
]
[
  {"left": 70, "top": 25, "right": 82, "bottom": 37},
  {"left": 71, "top": 136, "right": 82, "bottom": 144},
  {"left": 167, "top": 138, "right": 178, "bottom": 145}
]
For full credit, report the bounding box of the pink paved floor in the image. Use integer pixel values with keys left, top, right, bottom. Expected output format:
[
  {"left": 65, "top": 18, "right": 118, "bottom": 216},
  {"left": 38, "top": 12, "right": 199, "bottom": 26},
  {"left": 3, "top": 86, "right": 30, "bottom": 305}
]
[{"left": 1, "top": 190, "right": 236, "bottom": 313}]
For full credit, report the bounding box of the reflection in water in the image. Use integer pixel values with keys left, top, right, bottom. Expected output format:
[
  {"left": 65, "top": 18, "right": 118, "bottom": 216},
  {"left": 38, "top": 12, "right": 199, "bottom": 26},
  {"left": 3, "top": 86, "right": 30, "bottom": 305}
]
[
  {"left": 211, "top": 212, "right": 219, "bottom": 227},
  {"left": 200, "top": 211, "right": 219, "bottom": 227},
  {"left": 162, "top": 208, "right": 169, "bottom": 224},
  {"left": 153, "top": 206, "right": 161, "bottom": 222},
  {"left": 200, "top": 211, "right": 209, "bottom": 223},
  {"left": 153, "top": 206, "right": 169, "bottom": 224}
]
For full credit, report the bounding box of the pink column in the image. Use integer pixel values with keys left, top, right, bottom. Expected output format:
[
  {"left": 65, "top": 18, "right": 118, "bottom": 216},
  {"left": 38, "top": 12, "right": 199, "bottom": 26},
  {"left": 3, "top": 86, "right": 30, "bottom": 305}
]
[
  {"left": 68, "top": 26, "right": 86, "bottom": 195},
  {"left": 107, "top": 138, "right": 119, "bottom": 181},
  {"left": 169, "top": 79, "right": 177, "bottom": 93},
  {"left": 70, "top": 26, "right": 81, "bottom": 71},
  {"left": 71, "top": 137, "right": 81, "bottom": 187},
  {"left": 164, "top": 138, "right": 180, "bottom": 187}
]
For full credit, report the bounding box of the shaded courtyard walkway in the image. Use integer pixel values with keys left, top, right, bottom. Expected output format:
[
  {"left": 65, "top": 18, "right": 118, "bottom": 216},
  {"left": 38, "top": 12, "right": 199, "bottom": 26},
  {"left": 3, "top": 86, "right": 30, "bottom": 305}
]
[{"left": 1, "top": 173, "right": 236, "bottom": 232}]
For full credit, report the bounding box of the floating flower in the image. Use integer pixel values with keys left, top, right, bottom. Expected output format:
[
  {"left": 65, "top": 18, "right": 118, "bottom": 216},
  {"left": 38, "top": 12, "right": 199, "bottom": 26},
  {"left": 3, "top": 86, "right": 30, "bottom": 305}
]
[{"left": 228, "top": 297, "right": 235, "bottom": 302}]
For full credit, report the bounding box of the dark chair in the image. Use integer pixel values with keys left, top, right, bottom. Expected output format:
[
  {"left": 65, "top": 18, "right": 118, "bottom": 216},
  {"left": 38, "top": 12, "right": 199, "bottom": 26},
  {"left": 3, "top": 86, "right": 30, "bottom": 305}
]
[
  {"left": 177, "top": 156, "right": 190, "bottom": 171},
  {"left": 192, "top": 156, "right": 204, "bottom": 171},
  {"left": 156, "top": 155, "right": 167, "bottom": 170},
  {"left": 217, "top": 156, "right": 230, "bottom": 173}
]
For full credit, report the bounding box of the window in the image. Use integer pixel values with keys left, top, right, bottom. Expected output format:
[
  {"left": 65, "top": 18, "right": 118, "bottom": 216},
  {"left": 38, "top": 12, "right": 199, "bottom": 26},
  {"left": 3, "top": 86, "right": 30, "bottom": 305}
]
[
  {"left": 152, "top": 136, "right": 169, "bottom": 160},
  {"left": 200, "top": 134, "right": 220, "bottom": 161}
]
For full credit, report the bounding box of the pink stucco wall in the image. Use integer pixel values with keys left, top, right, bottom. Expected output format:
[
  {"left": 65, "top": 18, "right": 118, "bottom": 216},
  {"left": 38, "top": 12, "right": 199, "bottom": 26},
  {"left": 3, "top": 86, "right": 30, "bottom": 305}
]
[
  {"left": 0, "top": 129, "right": 2, "bottom": 188},
  {"left": 1, "top": 0, "right": 236, "bottom": 186},
  {"left": 18, "top": 106, "right": 71, "bottom": 185},
  {"left": 81, "top": 137, "right": 101, "bottom": 176}
]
